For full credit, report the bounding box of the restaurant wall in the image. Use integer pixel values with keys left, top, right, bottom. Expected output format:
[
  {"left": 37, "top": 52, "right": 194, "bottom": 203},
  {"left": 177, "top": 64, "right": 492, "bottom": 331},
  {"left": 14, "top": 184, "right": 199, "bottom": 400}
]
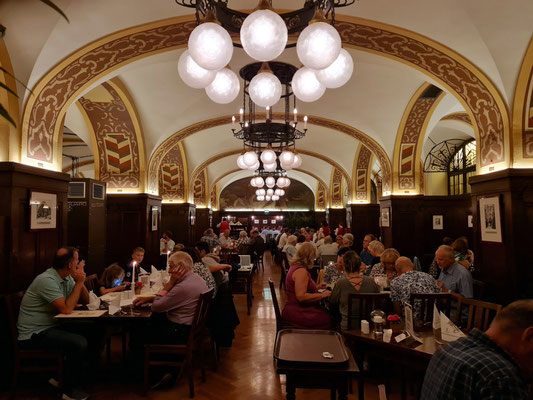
[
  {"left": 161, "top": 203, "right": 196, "bottom": 247},
  {"left": 349, "top": 204, "right": 380, "bottom": 253},
  {"left": 195, "top": 208, "right": 211, "bottom": 242},
  {"left": 470, "top": 169, "right": 533, "bottom": 304},
  {"left": 327, "top": 208, "right": 347, "bottom": 235},
  {"left": 67, "top": 178, "right": 106, "bottom": 277},
  {"left": 379, "top": 195, "right": 472, "bottom": 269},
  {"left": 0, "top": 162, "right": 69, "bottom": 294},
  {"left": 106, "top": 194, "right": 162, "bottom": 269}
]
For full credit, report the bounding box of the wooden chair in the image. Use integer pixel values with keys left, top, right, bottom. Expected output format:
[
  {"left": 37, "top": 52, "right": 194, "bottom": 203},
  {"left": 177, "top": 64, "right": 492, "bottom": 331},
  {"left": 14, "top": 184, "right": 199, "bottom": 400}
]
[
  {"left": 472, "top": 279, "right": 486, "bottom": 300},
  {"left": 143, "top": 288, "right": 214, "bottom": 398},
  {"left": 320, "top": 254, "right": 337, "bottom": 267},
  {"left": 316, "top": 269, "right": 325, "bottom": 286},
  {"left": 456, "top": 297, "right": 502, "bottom": 332},
  {"left": 408, "top": 292, "right": 452, "bottom": 325},
  {"left": 253, "top": 242, "right": 266, "bottom": 272},
  {"left": 279, "top": 253, "right": 289, "bottom": 289},
  {"left": 3, "top": 291, "right": 64, "bottom": 398},
  {"left": 346, "top": 293, "right": 392, "bottom": 330},
  {"left": 84, "top": 274, "right": 99, "bottom": 293},
  {"left": 268, "top": 279, "right": 294, "bottom": 334}
]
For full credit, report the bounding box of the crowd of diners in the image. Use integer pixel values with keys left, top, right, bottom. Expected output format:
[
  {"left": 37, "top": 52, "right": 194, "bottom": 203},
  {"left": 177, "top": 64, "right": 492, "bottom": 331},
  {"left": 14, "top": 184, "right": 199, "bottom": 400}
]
[{"left": 13, "top": 219, "right": 533, "bottom": 400}]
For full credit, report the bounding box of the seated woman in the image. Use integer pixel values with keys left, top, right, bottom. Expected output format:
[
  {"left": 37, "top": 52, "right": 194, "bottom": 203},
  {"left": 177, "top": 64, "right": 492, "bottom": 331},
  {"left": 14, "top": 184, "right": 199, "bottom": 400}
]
[
  {"left": 452, "top": 237, "right": 474, "bottom": 273},
  {"left": 365, "top": 240, "right": 385, "bottom": 273},
  {"left": 329, "top": 251, "right": 380, "bottom": 331},
  {"left": 235, "top": 230, "right": 251, "bottom": 253},
  {"left": 282, "top": 235, "right": 298, "bottom": 262},
  {"left": 99, "top": 263, "right": 129, "bottom": 295},
  {"left": 323, "top": 247, "right": 351, "bottom": 287},
  {"left": 181, "top": 247, "right": 217, "bottom": 297},
  {"left": 281, "top": 242, "right": 331, "bottom": 329},
  {"left": 369, "top": 248, "right": 401, "bottom": 283}
]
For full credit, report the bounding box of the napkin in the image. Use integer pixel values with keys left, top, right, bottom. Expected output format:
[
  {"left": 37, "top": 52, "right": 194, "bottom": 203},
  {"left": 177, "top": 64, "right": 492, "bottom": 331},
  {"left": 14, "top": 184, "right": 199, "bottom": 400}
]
[
  {"left": 139, "top": 267, "right": 149, "bottom": 275},
  {"left": 108, "top": 295, "right": 121, "bottom": 315},
  {"left": 87, "top": 291, "right": 100, "bottom": 310},
  {"left": 440, "top": 311, "right": 466, "bottom": 342},
  {"left": 432, "top": 303, "right": 441, "bottom": 330},
  {"left": 152, "top": 273, "right": 164, "bottom": 293},
  {"left": 239, "top": 255, "right": 251, "bottom": 267}
]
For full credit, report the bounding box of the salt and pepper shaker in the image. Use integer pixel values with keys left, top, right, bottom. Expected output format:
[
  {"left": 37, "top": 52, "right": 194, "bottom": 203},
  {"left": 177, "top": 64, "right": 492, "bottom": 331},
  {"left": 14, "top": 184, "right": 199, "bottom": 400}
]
[
  {"left": 370, "top": 309, "right": 386, "bottom": 338},
  {"left": 361, "top": 320, "right": 370, "bottom": 334}
]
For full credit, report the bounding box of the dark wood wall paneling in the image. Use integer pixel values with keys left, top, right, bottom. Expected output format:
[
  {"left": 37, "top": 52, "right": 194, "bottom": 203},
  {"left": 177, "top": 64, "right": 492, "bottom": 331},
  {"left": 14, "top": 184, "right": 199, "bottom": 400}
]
[
  {"left": 106, "top": 194, "right": 162, "bottom": 269},
  {"left": 350, "top": 204, "right": 381, "bottom": 254},
  {"left": 67, "top": 178, "right": 106, "bottom": 277},
  {"left": 327, "top": 208, "right": 347, "bottom": 236},
  {"left": 0, "top": 162, "right": 69, "bottom": 294},
  {"left": 379, "top": 195, "right": 472, "bottom": 268},
  {"left": 470, "top": 169, "right": 533, "bottom": 304},
  {"left": 161, "top": 203, "right": 196, "bottom": 247},
  {"left": 195, "top": 208, "right": 211, "bottom": 243}
]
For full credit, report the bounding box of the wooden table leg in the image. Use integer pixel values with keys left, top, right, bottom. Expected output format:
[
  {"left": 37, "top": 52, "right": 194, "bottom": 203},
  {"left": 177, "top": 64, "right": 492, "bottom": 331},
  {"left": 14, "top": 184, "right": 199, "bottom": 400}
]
[
  {"left": 330, "top": 388, "right": 337, "bottom": 400},
  {"left": 339, "top": 383, "right": 348, "bottom": 400},
  {"left": 286, "top": 375, "right": 296, "bottom": 400},
  {"left": 358, "top": 375, "right": 365, "bottom": 400}
]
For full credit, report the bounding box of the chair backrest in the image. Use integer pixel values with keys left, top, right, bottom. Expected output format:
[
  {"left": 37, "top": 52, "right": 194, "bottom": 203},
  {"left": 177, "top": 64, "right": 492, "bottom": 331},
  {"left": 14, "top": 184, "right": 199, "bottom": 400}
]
[
  {"left": 268, "top": 279, "right": 283, "bottom": 333},
  {"left": 239, "top": 255, "right": 251, "bottom": 266},
  {"left": 189, "top": 288, "right": 215, "bottom": 345},
  {"left": 472, "top": 279, "right": 485, "bottom": 300},
  {"left": 408, "top": 292, "right": 452, "bottom": 323},
  {"left": 316, "top": 269, "right": 325, "bottom": 286},
  {"left": 85, "top": 274, "right": 99, "bottom": 293},
  {"left": 347, "top": 293, "right": 392, "bottom": 330},
  {"left": 320, "top": 254, "right": 338, "bottom": 267},
  {"left": 3, "top": 291, "right": 25, "bottom": 351},
  {"left": 456, "top": 297, "right": 502, "bottom": 332}
]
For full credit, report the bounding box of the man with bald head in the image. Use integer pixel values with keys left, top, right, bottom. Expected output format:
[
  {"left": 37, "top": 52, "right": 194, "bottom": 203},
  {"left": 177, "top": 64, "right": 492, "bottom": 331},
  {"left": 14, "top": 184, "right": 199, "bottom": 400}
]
[
  {"left": 390, "top": 256, "right": 441, "bottom": 316},
  {"left": 422, "top": 299, "right": 533, "bottom": 399},
  {"left": 435, "top": 245, "right": 473, "bottom": 299}
]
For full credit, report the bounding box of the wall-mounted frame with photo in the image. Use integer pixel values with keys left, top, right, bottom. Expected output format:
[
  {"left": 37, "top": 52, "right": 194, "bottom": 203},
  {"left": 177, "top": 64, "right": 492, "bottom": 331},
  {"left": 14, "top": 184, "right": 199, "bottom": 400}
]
[
  {"left": 30, "top": 191, "right": 57, "bottom": 230},
  {"left": 151, "top": 206, "right": 158, "bottom": 231},
  {"left": 271, "top": 219, "right": 276, "bottom": 224},
  {"left": 254, "top": 219, "right": 259, "bottom": 224},
  {"left": 262, "top": 219, "right": 268, "bottom": 224},
  {"left": 479, "top": 196, "right": 502, "bottom": 242},
  {"left": 432, "top": 215, "right": 443, "bottom": 230},
  {"left": 381, "top": 207, "right": 390, "bottom": 227}
]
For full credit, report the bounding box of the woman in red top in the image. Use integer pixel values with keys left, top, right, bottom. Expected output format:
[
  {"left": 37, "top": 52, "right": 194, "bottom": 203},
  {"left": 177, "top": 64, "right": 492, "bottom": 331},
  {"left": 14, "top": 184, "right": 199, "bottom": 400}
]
[{"left": 281, "top": 242, "right": 331, "bottom": 329}]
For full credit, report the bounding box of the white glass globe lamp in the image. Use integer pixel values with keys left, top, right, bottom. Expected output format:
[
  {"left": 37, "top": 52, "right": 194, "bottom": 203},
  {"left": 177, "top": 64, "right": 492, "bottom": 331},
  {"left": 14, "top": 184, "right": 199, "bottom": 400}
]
[
  {"left": 205, "top": 68, "right": 240, "bottom": 104},
  {"left": 274, "top": 188, "right": 282, "bottom": 196},
  {"left": 278, "top": 189, "right": 285, "bottom": 196},
  {"left": 249, "top": 160, "right": 260, "bottom": 171},
  {"left": 237, "top": 154, "right": 248, "bottom": 169},
  {"left": 250, "top": 178, "right": 258, "bottom": 187},
  {"left": 272, "top": 195, "right": 280, "bottom": 201},
  {"left": 292, "top": 67, "right": 325, "bottom": 103},
  {"left": 188, "top": 20, "right": 233, "bottom": 71},
  {"left": 276, "top": 177, "right": 286, "bottom": 188},
  {"left": 284, "top": 178, "right": 291, "bottom": 187},
  {"left": 178, "top": 50, "right": 217, "bottom": 89},
  {"left": 240, "top": 8, "right": 288, "bottom": 62},
  {"left": 249, "top": 70, "right": 282, "bottom": 107},
  {"left": 257, "top": 195, "right": 265, "bottom": 201},
  {"left": 315, "top": 48, "right": 354, "bottom": 89},
  {"left": 243, "top": 151, "right": 259, "bottom": 167},
  {"left": 296, "top": 16, "right": 341, "bottom": 70},
  {"left": 290, "top": 153, "right": 302, "bottom": 169},
  {"left": 280, "top": 150, "right": 295, "bottom": 166},
  {"left": 254, "top": 176, "right": 265, "bottom": 187},
  {"left": 257, "top": 188, "right": 266, "bottom": 196},
  {"left": 265, "top": 176, "right": 276, "bottom": 188},
  {"left": 264, "top": 162, "right": 277, "bottom": 172},
  {"left": 265, "top": 195, "right": 272, "bottom": 201},
  {"left": 260, "top": 147, "right": 277, "bottom": 164},
  {"left": 266, "top": 188, "right": 274, "bottom": 196}
]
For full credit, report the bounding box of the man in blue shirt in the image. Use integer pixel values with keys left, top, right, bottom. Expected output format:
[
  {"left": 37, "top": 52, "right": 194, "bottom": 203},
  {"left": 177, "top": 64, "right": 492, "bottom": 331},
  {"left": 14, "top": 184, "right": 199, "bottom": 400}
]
[
  {"left": 434, "top": 245, "right": 473, "bottom": 299},
  {"left": 421, "top": 299, "right": 533, "bottom": 399},
  {"left": 18, "top": 247, "right": 90, "bottom": 400},
  {"left": 360, "top": 233, "right": 375, "bottom": 266}
]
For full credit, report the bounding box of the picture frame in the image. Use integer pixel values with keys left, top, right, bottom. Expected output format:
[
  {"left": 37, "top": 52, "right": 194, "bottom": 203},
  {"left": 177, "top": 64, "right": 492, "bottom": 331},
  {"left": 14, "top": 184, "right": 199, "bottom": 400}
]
[
  {"left": 262, "top": 219, "right": 268, "bottom": 224},
  {"left": 381, "top": 207, "right": 390, "bottom": 227},
  {"left": 479, "top": 196, "right": 502, "bottom": 242},
  {"left": 151, "top": 206, "right": 158, "bottom": 231},
  {"left": 467, "top": 214, "right": 473, "bottom": 228},
  {"left": 254, "top": 219, "right": 259, "bottom": 224},
  {"left": 30, "top": 191, "right": 57, "bottom": 230},
  {"left": 271, "top": 219, "right": 276, "bottom": 224},
  {"left": 433, "top": 215, "right": 443, "bottom": 230}
]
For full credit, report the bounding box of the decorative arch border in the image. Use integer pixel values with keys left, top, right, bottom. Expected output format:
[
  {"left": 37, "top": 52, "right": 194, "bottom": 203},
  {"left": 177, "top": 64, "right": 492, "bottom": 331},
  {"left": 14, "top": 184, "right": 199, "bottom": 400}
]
[
  {"left": 20, "top": 14, "right": 509, "bottom": 175},
  {"left": 191, "top": 167, "right": 208, "bottom": 207},
  {"left": 441, "top": 112, "right": 472, "bottom": 126},
  {"left": 330, "top": 168, "right": 344, "bottom": 208},
  {"left": 0, "top": 40, "right": 20, "bottom": 162},
  {"left": 392, "top": 83, "right": 445, "bottom": 194},
  {"left": 512, "top": 35, "right": 533, "bottom": 166},
  {"left": 352, "top": 143, "right": 373, "bottom": 202}
]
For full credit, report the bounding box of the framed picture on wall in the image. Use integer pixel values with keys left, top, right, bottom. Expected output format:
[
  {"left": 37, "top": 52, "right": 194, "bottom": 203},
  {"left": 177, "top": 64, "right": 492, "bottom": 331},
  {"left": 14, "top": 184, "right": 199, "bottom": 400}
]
[
  {"left": 262, "top": 219, "right": 268, "bottom": 224},
  {"left": 433, "top": 215, "right": 443, "bottom": 230},
  {"left": 30, "top": 191, "right": 57, "bottom": 230},
  {"left": 151, "top": 206, "right": 158, "bottom": 231},
  {"left": 254, "top": 219, "right": 259, "bottom": 224},
  {"left": 271, "top": 219, "right": 276, "bottom": 224},
  {"left": 381, "top": 208, "right": 390, "bottom": 227},
  {"left": 479, "top": 196, "right": 502, "bottom": 242}
]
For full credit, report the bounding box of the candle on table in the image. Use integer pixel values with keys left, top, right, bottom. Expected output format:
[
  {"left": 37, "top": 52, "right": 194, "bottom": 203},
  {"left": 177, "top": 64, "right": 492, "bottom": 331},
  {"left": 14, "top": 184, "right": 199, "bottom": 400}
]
[
  {"left": 166, "top": 251, "right": 170, "bottom": 271},
  {"left": 132, "top": 261, "right": 136, "bottom": 289}
]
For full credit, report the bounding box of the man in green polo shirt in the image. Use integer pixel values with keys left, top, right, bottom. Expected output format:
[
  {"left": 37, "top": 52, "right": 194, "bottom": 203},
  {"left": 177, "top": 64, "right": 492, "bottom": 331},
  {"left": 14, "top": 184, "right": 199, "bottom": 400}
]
[{"left": 17, "top": 247, "right": 90, "bottom": 400}]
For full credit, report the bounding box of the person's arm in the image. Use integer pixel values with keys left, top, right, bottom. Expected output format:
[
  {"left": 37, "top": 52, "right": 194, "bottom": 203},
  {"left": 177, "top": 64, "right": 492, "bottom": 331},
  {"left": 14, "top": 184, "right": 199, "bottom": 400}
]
[
  {"left": 293, "top": 268, "right": 329, "bottom": 303},
  {"left": 99, "top": 285, "right": 127, "bottom": 295},
  {"left": 328, "top": 281, "right": 341, "bottom": 305},
  {"left": 51, "top": 275, "right": 86, "bottom": 314}
]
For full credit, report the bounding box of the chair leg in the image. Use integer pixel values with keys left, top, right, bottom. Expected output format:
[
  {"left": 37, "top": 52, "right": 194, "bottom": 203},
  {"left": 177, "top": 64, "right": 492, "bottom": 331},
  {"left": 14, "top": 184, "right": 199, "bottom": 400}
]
[
  {"left": 10, "top": 358, "right": 19, "bottom": 399},
  {"left": 106, "top": 336, "right": 111, "bottom": 363},
  {"left": 143, "top": 349, "right": 149, "bottom": 396},
  {"left": 200, "top": 343, "right": 206, "bottom": 383},
  {"left": 187, "top": 359, "right": 195, "bottom": 398}
]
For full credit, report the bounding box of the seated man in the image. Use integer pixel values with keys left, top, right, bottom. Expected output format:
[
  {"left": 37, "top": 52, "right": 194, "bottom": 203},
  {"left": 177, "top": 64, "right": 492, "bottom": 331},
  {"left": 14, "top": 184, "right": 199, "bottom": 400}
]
[
  {"left": 17, "top": 247, "right": 91, "bottom": 400},
  {"left": 360, "top": 234, "right": 376, "bottom": 266},
  {"left": 317, "top": 236, "right": 339, "bottom": 257},
  {"left": 435, "top": 245, "right": 473, "bottom": 299},
  {"left": 219, "top": 228, "right": 234, "bottom": 249},
  {"left": 282, "top": 235, "right": 298, "bottom": 262},
  {"left": 200, "top": 228, "right": 220, "bottom": 253},
  {"left": 132, "top": 251, "right": 209, "bottom": 388},
  {"left": 195, "top": 241, "right": 233, "bottom": 287},
  {"left": 390, "top": 257, "right": 441, "bottom": 317},
  {"left": 248, "top": 229, "right": 265, "bottom": 264},
  {"left": 277, "top": 228, "right": 290, "bottom": 250},
  {"left": 421, "top": 299, "right": 533, "bottom": 399}
]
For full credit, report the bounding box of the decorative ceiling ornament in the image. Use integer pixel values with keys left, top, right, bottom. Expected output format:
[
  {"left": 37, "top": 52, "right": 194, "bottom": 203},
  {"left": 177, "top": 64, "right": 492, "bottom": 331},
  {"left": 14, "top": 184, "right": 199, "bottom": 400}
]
[{"left": 177, "top": 0, "right": 355, "bottom": 104}]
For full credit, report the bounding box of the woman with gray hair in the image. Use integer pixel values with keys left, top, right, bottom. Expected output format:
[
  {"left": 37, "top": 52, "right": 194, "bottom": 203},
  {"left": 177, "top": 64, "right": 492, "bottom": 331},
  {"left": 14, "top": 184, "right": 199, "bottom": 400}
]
[
  {"left": 282, "top": 235, "right": 298, "bottom": 261},
  {"left": 235, "top": 230, "right": 251, "bottom": 253}
]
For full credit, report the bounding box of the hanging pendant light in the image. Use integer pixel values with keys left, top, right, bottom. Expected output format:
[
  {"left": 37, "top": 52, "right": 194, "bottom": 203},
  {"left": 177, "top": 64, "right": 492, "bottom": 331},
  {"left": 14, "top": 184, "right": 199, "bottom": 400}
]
[
  {"left": 178, "top": 50, "right": 217, "bottom": 89},
  {"left": 205, "top": 67, "right": 240, "bottom": 104},
  {"left": 315, "top": 48, "right": 354, "bottom": 89},
  {"left": 292, "top": 67, "right": 325, "bottom": 103},
  {"left": 249, "top": 63, "right": 282, "bottom": 107}
]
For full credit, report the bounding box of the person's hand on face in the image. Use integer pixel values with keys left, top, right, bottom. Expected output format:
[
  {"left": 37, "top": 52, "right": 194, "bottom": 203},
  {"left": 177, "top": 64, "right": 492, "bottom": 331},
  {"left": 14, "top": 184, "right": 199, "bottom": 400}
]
[
  {"left": 71, "top": 257, "right": 86, "bottom": 283},
  {"left": 169, "top": 263, "right": 187, "bottom": 284}
]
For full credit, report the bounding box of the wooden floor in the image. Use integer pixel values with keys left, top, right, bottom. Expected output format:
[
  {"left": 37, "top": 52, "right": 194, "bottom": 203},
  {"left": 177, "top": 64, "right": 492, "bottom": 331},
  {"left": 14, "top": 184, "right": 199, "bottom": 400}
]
[{"left": 11, "top": 252, "right": 413, "bottom": 400}]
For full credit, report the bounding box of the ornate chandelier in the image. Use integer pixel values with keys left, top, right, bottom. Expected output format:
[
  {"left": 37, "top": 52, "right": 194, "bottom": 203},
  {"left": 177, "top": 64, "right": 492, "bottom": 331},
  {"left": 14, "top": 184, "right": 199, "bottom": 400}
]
[{"left": 177, "top": 0, "right": 355, "bottom": 104}]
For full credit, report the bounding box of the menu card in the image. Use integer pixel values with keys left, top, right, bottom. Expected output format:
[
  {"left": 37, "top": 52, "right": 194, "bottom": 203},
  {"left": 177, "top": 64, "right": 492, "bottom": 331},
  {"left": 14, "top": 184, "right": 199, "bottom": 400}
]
[{"left": 403, "top": 302, "right": 423, "bottom": 343}]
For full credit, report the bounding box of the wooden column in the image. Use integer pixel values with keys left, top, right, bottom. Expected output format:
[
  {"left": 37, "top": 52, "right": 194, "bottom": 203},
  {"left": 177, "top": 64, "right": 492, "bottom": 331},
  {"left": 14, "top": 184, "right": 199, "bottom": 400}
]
[
  {"left": 195, "top": 208, "right": 211, "bottom": 242},
  {"left": 349, "top": 204, "right": 380, "bottom": 253},
  {"left": 0, "top": 162, "right": 69, "bottom": 294},
  {"left": 161, "top": 203, "right": 196, "bottom": 246},
  {"left": 106, "top": 194, "right": 162, "bottom": 268},
  {"left": 67, "top": 178, "right": 106, "bottom": 276},
  {"left": 470, "top": 169, "right": 533, "bottom": 303}
]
